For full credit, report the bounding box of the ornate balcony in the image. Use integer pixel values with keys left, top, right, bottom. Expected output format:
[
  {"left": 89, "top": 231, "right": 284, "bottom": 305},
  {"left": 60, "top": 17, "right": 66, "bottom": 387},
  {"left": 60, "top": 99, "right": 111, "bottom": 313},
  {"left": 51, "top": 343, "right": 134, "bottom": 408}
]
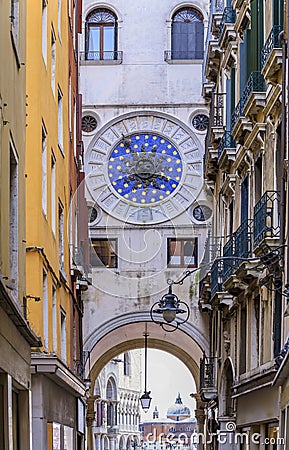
[
  {"left": 234, "top": 0, "right": 251, "bottom": 37},
  {"left": 218, "top": 7, "right": 237, "bottom": 49},
  {"left": 74, "top": 359, "right": 84, "bottom": 379},
  {"left": 217, "top": 131, "right": 236, "bottom": 168},
  {"left": 200, "top": 355, "right": 217, "bottom": 401},
  {"left": 210, "top": 93, "right": 225, "bottom": 143},
  {"left": 204, "top": 40, "right": 223, "bottom": 82},
  {"left": 223, "top": 220, "right": 254, "bottom": 293},
  {"left": 231, "top": 98, "right": 252, "bottom": 143},
  {"left": 222, "top": 39, "right": 237, "bottom": 72},
  {"left": 232, "top": 0, "right": 243, "bottom": 9},
  {"left": 253, "top": 191, "right": 280, "bottom": 249},
  {"left": 211, "top": 259, "right": 224, "bottom": 298},
  {"left": 212, "top": 11, "right": 224, "bottom": 37},
  {"left": 261, "top": 25, "right": 283, "bottom": 84},
  {"left": 80, "top": 51, "right": 123, "bottom": 64},
  {"left": 243, "top": 71, "right": 266, "bottom": 119}
]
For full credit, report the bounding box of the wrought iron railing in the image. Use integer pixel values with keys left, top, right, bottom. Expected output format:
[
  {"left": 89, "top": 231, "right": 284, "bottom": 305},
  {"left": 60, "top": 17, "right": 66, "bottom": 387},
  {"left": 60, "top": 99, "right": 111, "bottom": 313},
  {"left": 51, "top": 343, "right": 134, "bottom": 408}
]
[
  {"left": 217, "top": 130, "right": 236, "bottom": 159},
  {"left": 218, "top": 6, "right": 236, "bottom": 39},
  {"left": 253, "top": 191, "right": 280, "bottom": 247},
  {"left": 211, "top": 259, "right": 224, "bottom": 297},
  {"left": 223, "top": 234, "right": 235, "bottom": 282},
  {"left": 80, "top": 51, "right": 123, "bottom": 61},
  {"left": 261, "top": 25, "right": 283, "bottom": 69},
  {"left": 231, "top": 97, "right": 245, "bottom": 130},
  {"left": 164, "top": 50, "right": 204, "bottom": 60},
  {"left": 223, "top": 220, "right": 253, "bottom": 281},
  {"left": 205, "top": 92, "right": 225, "bottom": 154},
  {"left": 213, "top": 92, "right": 225, "bottom": 127},
  {"left": 235, "top": 219, "right": 253, "bottom": 259},
  {"left": 242, "top": 71, "right": 266, "bottom": 107},
  {"left": 74, "top": 359, "right": 84, "bottom": 379},
  {"left": 200, "top": 355, "right": 217, "bottom": 390}
]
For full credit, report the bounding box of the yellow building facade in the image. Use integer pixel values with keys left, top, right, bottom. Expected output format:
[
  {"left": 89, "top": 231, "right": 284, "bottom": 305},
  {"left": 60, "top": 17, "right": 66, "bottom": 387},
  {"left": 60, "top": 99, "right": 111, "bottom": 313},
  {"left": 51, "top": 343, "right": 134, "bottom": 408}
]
[
  {"left": 26, "top": 0, "right": 86, "bottom": 448},
  {"left": 0, "top": 0, "right": 41, "bottom": 448}
]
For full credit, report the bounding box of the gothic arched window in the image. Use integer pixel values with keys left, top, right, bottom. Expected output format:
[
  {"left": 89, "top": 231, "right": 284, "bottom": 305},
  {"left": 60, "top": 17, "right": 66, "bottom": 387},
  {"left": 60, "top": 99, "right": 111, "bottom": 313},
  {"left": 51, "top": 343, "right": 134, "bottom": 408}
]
[
  {"left": 85, "top": 9, "right": 117, "bottom": 60},
  {"left": 171, "top": 7, "right": 204, "bottom": 60}
]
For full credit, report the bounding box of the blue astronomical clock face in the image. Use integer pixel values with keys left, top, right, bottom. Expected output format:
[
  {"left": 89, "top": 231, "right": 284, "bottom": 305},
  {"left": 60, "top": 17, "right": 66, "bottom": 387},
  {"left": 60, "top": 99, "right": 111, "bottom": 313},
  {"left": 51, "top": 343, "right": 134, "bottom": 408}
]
[{"left": 107, "top": 133, "right": 183, "bottom": 206}]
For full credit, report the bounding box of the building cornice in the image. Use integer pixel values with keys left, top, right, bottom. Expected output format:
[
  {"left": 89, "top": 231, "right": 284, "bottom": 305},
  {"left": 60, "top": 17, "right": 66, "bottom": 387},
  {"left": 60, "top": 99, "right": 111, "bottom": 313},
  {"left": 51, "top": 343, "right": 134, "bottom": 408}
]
[
  {"left": 31, "top": 353, "right": 86, "bottom": 396},
  {"left": 0, "top": 274, "right": 42, "bottom": 347}
]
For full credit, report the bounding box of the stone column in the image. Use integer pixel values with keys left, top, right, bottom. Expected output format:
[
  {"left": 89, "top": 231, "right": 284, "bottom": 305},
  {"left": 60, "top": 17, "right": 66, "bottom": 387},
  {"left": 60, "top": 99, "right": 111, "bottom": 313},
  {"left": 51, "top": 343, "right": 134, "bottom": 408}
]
[
  {"left": 217, "top": 417, "right": 236, "bottom": 450},
  {"left": 95, "top": 434, "right": 101, "bottom": 450},
  {"left": 86, "top": 396, "right": 97, "bottom": 450},
  {"left": 192, "top": 394, "right": 206, "bottom": 450},
  {"left": 109, "top": 436, "right": 117, "bottom": 450}
]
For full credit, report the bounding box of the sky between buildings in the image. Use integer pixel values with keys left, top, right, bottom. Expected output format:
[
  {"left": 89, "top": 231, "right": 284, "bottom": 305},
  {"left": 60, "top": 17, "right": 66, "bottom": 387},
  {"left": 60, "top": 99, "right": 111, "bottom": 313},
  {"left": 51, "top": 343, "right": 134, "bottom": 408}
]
[{"left": 139, "top": 349, "right": 197, "bottom": 422}]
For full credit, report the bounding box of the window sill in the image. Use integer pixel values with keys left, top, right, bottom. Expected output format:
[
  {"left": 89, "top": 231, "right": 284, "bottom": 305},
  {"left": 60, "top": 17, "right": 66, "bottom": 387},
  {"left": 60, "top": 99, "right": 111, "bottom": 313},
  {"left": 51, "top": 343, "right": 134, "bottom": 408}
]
[
  {"left": 80, "top": 59, "right": 122, "bottom": 66},
  {"left": 167, "top": 265, "right": 198, "bottom": 269},
  {"left": 165, "top": 58, "right": 203, "bottom": 65}
]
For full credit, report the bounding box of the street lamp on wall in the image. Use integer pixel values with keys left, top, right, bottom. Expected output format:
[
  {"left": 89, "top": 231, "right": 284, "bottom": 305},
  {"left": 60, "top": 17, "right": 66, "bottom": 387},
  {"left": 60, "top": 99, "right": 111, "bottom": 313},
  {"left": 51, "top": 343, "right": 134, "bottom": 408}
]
[{"left": 139, "top": 331, "right": 151, "bottom": 412}]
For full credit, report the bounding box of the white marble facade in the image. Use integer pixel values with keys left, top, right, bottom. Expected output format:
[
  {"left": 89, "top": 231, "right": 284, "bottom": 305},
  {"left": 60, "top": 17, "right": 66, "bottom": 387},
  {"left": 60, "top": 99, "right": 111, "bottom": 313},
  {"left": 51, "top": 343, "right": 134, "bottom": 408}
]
[{"left": 80, "top": 2, "right": 211, "bottom": 446}]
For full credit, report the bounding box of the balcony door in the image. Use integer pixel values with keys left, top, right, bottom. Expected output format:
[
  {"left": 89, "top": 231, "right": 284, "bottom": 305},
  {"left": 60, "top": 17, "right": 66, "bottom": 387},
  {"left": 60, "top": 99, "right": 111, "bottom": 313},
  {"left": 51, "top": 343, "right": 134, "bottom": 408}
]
[
  {"left": 241, "top": 176, "right": 249, "bottom": 224},
  {"left": 86, "top": 9, "right": 117, "bottom": 60}
]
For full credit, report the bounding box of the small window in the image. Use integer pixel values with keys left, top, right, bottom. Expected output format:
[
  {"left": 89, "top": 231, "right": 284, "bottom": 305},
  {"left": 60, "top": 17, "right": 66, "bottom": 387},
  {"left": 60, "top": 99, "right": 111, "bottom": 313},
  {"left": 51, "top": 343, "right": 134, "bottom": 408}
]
[
  {"left": 57, "top": 88, "right": 63, "bottom": 151},
  {"left": 51, "top": 28, "right": 56, "bottom": 94},
  {"left": 123, "top": 352, "right": 130, "bottom": 376},
  {"left": 58, "top": 201, "right": 64, "bottom": 270},
  {"left": 11, "top": 0, "right": 20, "bottom": 50},
  {"left": 171, "top": 7, "right": 204, "bottom": 60},
  {"left": 90, "top": 239, "right": 117, "bottom": 268},
  {"left": 85, "top": 9, "right": 117, "bottom": 60},
  {"left": 42, "top": 0, "right": 48, "bottom": 63},
  {"left": 167, "top": 238, "right": 198, "bottom": 268},
  {"left": 42, "top": 124, "right": 47, "bottom": 214}
]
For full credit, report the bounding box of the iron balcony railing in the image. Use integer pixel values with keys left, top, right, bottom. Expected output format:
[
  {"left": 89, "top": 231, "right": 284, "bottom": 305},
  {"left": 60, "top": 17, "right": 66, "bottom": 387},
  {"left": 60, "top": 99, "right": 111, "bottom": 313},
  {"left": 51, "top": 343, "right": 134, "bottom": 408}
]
[
  {"left": 211, "top": 258, "right": 224, "bottom": 297},
  {"left": 231, "top": 97, "right": 245, "bottom": 131},
  {"left": 223, "top": 220, "right": 253, "bottom": 282},
  {"left": 164, "top": 50, "right": 204, "bottom": 60},
  {"left": 242, "top": 71, "right": 266, "bottom": 107},
  {"left": 253, "top": 191, "right": 280, "bottom": 247},
  {"left": 217, "top": 130, "right": 236, "bottom": 159},
  {"left": 212, "top": 92, "right": 225, "bottom": 127},
  {"left": 80, "top": 51, "right": 123, "bottom": 61},
  {"left": 261, "top": 25, "right": 283, "bottom": 70},
  {"left": 218, "top": 6, "right": 236, "bottom": 39},
  {"left": 205, "top": 92, "right": 225, "bottom": 154},
  {"left": 200, "top": 354, "right": 217, "bottom": 390},
  {"left": 74, "top": 359, "right": 84, "bottom": 379}
]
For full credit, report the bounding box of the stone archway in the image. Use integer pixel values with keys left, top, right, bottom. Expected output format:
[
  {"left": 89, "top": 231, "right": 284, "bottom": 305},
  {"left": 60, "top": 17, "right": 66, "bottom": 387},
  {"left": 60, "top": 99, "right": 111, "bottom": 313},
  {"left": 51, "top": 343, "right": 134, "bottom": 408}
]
[
  {"left": 84, "top": 313, "right": 209, "bottom": 450},
  {"left": 84, "top": 314, "right": 209, "bottom": 390},
  {"left": 219, "top": 358, "right": 235, "bottom": 418}
]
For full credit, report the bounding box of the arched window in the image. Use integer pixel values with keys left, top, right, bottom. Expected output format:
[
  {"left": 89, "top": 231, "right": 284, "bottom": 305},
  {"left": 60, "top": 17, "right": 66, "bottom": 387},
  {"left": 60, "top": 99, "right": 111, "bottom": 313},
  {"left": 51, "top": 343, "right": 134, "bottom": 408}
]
[
  {"left": 85, "top": 9, "right": 117, "bottom": 60},
  {"left": 106, "top": 377, "right": 117, "bottom": 427},
  {"left": 171, "top": 7, "right": 204, "bottom": 60},
  {"left": 123, "top": 352, "right": 130, "bottom": 376}
]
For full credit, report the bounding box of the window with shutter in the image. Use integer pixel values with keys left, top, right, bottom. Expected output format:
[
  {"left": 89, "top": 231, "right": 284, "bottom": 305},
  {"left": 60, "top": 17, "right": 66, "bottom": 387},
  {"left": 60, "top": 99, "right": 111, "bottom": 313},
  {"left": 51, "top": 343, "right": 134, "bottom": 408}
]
[{"left": 171, "top": 7, "right": 204, "bottom": 60}]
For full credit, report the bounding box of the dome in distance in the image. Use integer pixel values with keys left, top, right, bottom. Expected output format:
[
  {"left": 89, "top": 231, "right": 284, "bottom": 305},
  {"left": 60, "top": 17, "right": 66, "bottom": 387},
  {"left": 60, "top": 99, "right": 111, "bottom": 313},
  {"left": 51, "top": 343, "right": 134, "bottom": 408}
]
[{"left": 166, "top": 393, "right": 191, "bottom": 420}]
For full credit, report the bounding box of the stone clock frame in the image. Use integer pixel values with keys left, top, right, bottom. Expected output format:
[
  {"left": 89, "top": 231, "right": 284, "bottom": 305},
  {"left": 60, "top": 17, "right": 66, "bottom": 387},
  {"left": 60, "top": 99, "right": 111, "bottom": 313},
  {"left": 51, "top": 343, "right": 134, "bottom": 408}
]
[{"left": 85, "top": 111, "right": 204, "bottom": 225}]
